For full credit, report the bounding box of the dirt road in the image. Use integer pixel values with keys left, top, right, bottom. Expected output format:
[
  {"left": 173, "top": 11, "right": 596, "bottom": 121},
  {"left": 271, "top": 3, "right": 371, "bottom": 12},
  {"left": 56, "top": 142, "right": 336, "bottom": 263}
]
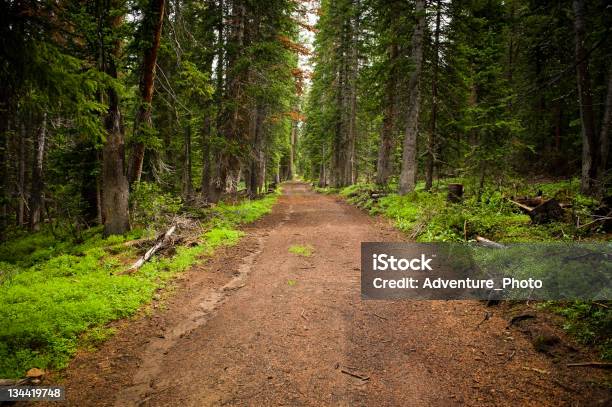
[{"left": 47, "top": 182, "right": 609, "bottom": 406}]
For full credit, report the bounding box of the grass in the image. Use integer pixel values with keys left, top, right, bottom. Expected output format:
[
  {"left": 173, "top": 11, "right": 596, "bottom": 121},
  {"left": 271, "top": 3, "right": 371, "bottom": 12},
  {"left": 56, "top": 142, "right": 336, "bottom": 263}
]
[
  {"left": 0, "top": 190, "right": 279, "bottom": 378},
  {"left": 288, "top": 244, "right": 314, "bottom": 257}
]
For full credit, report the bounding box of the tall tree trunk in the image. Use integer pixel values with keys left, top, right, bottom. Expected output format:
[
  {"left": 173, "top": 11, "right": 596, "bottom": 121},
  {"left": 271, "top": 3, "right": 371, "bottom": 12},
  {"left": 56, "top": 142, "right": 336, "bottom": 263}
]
[
  {"left": 554, "top": 102, "right": 562, "bottom": 153},
  {"left": 399, "top": 0, "right": 425, "bottom": 195},
  {"left": 288, "top": 119, "right": 296, "bottom": 181},
  {"left": 212, "top": 0, "right": 245, "bottom": 202},
  {"left": 376, "top": 43, "right": 398, "bottom": 186},
  {"left": 101, "top": 0, "right": 130, "bottom": 236},
  {"left": 0, "top": 91, "right": 10, "bottom": 239},
  {"left": 573, "top": 0, "right": 598, "bottom": 194},
  {"left": 29, "top": 112, "right": 46, "bottom": 231},
  {"left": 200, "top": 111, "right": 212, "bottom": 198},
  {"left": 248, "top": 105, "right": 265, "bottom": 197},
  {"left": 207, "top": 0, "right": 225, "bottom": 201},
  {"left": 597, "top": 65, "right": 612, "bottom": 190},
  {"left": 425, "top": 0, "right": 442, "bottom": 191},
  {"left": 127, "top": 0, "right": 166, "bottom": 185},
  {"left": 331, "top": 2, "right": 358, "bottom": 189},
  {"left": 17, "top": 121, "right": 27, "bottom": 226},
  {"left": 182, "top": 119, "right": 193, "bottom": 199},
  {"left": 346, "top": 2, "right": 359, "bottom": 185},
  {"left": 318, "top": 145, "right": 326, "bottom": 187}
]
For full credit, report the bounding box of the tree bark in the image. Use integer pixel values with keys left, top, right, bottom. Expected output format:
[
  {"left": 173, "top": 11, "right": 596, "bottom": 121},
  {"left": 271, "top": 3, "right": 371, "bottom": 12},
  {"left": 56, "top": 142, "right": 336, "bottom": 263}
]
[
  {"left": 205, "top": 0, "right": 225, "bottom": 201},
  {"left": 212, "top": 0, "right": 245, "bottom": 202},
  {"left": 182, "top": 119, "right": 193, "bottom": 199},
  {"left": 101, "top": 0, "right": 130, "bottom": 236},
  {"left": 0, "top": 90, "right": 10, "bottom": 239},
  {"left": 425, "top": 0, "right": 442, "bottom": 191},
  {"left": 399, "top": 0, "right": 425, "bottom": 195},
  {"left": 17, "top": 121, "right": 28, "bottom": 226},
  {"left": 347, "top": 6, "right": 359, "bottom": 185},
  {"left": 200, "top": 111, "right": 212, "bottom": 198},
  {"left": 29, "top": 112, "right": 46, "bottom": 231},
  {"left": 127, "top": 0, "right": 166, "bottom": 185},
  {"left": 248, "top": 105, "right": 265, "bottom": 197},
  {"left": 597, "top": 65, "right": 612, "bottom": 190},
  {"left": 288, "top": 119, "right": 296, "bottom": 181},
  {"left": 573, "top": 0, "right": 598, "bottom": 194},
  {"left": 375, "top": 43, "right": 398, "bottom": 186},
  {"left": 331, "top": 1, "right": 358, "bottom": 188}
]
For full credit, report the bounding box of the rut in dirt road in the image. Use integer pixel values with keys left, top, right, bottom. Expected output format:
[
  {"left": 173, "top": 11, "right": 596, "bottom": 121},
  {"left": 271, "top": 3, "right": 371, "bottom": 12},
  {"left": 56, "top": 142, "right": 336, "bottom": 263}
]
[{"left": 48, "top": 182, "right": 609, "bottom": 407}]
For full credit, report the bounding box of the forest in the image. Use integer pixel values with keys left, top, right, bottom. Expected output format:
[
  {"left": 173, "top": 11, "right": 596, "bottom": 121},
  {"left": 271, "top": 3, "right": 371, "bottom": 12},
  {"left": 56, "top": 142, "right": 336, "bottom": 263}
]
[
  {"left": 0, "top": 0, "right": 611, "bottom": 398},
  {"left": 0, "top": 0, "right": 610, "bottom": 237}
]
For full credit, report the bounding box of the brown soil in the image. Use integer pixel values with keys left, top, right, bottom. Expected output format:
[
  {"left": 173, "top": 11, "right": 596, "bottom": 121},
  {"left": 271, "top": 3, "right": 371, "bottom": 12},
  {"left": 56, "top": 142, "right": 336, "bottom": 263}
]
[{"left": 32, "top": 182, "right": 610, "bottom": 406}]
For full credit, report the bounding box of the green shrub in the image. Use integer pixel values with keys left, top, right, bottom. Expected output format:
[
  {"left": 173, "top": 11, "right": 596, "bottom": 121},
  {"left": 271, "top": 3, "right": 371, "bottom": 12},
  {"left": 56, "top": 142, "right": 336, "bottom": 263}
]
[{"left": 130, "top": 182, "right": 182, "bottom": 227}]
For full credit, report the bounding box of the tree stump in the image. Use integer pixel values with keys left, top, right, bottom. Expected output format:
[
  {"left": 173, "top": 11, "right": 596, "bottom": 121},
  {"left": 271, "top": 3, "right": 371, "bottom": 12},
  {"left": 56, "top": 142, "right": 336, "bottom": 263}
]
[
  {"left": 447, "top": 183, "right": 464, "bottom": 203},
  {"left": 529, "top": 199, "right": 564, "bottom": 223}
]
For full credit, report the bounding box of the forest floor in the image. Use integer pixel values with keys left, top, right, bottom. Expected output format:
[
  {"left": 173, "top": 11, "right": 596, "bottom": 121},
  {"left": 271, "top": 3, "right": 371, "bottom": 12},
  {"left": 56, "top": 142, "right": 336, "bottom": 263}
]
[{"left": 29, "top": 182, "right": 610, "bottom": 406}]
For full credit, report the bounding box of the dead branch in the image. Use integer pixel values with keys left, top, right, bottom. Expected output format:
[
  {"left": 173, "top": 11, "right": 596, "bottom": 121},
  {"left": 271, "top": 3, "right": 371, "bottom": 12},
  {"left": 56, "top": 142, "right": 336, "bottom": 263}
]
[
  {"left": 507, "top": 198, "right": 564, "bottom": 223},
  {"left": 577, "top": 213, "right": 612, "bottom": 229},
  {"left": 340, "top": 368, "right": 370, "bottom": 381},
  {"left": 476, "top": 236, "right": 506, "bottom": 249},
  {"left": 126, "top": 225, "right": 176, "bottom": 273},
  {"left": 566, "top": 362, "right": 612, "bottom": 369},
  {"left": 508, "top": 198, "right": 534, "bottom": 213}
]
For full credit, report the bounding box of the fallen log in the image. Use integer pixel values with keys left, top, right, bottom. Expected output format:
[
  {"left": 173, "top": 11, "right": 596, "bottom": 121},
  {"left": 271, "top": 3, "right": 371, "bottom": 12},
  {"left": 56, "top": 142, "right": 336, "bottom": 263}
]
[
  {"left": 476, "top": 235, "right": 506, "bottom": 249},
  {"left": 127, "top": 225, "right": 176, "bottom": 273},
  {"left": 508, "top": 198, "right": 534, "bottom": 213},
  {"left": 0, "top": 378, "right": 30, "bottom": 386},
  {"left": 508, "top": 198, "right": 564, "bottom": 224},
  {"left": 514, "top": 196, "right": 544, "bottom": 207},
  {"left": 530, "top": 199, "right": 564, "bottom": 223}
]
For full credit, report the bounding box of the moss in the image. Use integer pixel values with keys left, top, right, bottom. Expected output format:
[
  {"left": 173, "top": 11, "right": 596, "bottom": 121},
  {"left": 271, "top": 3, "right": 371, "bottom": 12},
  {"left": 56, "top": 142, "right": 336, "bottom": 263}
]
[{"left": 0, "top": 191, "right": 280, "bottom": 378}]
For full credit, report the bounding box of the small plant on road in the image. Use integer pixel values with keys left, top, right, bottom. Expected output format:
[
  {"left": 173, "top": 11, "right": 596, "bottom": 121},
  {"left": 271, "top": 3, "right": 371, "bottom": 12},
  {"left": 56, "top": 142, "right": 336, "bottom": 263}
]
[{"left": 289, "top": 244, "right": 313, "bottom": 257}]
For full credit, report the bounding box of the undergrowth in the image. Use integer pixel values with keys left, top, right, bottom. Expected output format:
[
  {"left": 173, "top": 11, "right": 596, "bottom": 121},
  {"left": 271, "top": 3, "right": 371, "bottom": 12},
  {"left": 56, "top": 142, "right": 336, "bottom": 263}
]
[
  {"left": 0, "top": 190, "right": 279, "bottom": 378},
  {"left": 331, "top": 179, "right": 610, "bottom": 360},
  {"left": 339, "top": 179, "right": 601, "bottom": 242}
]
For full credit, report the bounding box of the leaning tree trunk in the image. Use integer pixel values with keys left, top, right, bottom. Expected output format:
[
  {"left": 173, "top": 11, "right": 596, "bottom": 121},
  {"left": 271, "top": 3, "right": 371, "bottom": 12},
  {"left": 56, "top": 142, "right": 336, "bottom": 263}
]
[
  {"left": 399, "top": 0, "right": 425, "bottom": 195},
  {"left": 127, "top": 0, "right": 166, "bottom": 185},
  {"left": 573, "top": 0, "right": 598, "bottom": 194},
  {"left": 29, "top": 112, "right": 46, "bottom": 231}
]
